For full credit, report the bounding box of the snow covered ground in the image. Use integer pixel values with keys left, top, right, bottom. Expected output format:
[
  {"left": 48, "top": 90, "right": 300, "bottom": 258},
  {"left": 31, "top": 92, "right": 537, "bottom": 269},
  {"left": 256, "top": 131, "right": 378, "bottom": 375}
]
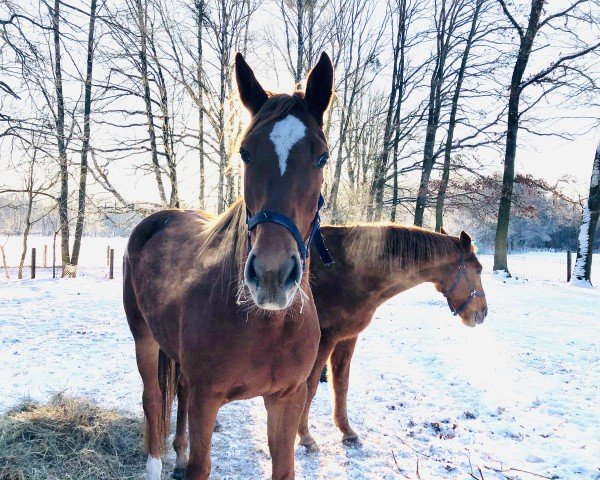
[{"left": 1, "top": 272, "right": 599, "bottom": 479}]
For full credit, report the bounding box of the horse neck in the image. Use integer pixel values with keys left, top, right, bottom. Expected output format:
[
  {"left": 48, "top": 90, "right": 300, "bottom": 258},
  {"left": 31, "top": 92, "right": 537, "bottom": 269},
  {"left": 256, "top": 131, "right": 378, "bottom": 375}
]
[{"left": 341, "top": 225, "right": 460, "bottom": 302}]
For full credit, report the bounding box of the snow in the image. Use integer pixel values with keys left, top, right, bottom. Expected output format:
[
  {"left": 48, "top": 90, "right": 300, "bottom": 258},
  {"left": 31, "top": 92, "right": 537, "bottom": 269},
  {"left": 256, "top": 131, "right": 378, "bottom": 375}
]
[{"left": 1, "top": 273, "right": 599, "bottom": 479}]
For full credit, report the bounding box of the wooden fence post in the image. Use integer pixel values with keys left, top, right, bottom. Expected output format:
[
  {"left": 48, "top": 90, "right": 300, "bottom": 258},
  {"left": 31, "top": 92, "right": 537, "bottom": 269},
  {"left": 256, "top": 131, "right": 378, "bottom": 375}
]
[
  {"left": 53, "top": 232, "right": 57, "bottom": 279},
  {"left": 109, "top": 248, "right": 114, "bottom": 279},
  {"left": 43, "top": 245, "right": 48, "bottom": 268},
  {"left": 567, "top": 251, "right": 572, "bottom": 282},
  {"left": 31, "top": 248, "right": 36, "bottom": 279},
  {"left": 0, "top": 246, "right": 8, "bottom": 279}
]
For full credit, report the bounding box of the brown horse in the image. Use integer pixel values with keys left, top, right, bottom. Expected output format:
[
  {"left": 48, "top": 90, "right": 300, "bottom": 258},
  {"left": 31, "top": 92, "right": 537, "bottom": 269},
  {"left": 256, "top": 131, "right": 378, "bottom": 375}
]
[
  {"left": 297, "top": 224, "right": 487, "bottom": 451},
  {"left": 173, "top": 223, "right": 487, "bottom": 455},
  {"left": 123, "top": 52, "right": 333, "bottom": 480}
]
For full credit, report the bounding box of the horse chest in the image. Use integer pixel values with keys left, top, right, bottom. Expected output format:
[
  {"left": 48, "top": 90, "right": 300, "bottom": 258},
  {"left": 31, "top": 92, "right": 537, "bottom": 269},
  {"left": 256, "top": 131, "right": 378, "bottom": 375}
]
[{"left": 182, "top": 314, "right": 320, "bottom": 397}]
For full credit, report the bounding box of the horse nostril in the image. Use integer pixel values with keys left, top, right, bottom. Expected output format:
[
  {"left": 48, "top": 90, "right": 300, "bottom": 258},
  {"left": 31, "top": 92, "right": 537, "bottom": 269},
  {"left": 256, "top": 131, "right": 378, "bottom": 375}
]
[
  {"left": 482, "top": 306, "right": 488, "bottom": 318},
  {"left": 284, "top": 255, "right": 302, "bottom": 289},
  {"left": 245, "top": 253, "right": 259, "bottom": 288}
]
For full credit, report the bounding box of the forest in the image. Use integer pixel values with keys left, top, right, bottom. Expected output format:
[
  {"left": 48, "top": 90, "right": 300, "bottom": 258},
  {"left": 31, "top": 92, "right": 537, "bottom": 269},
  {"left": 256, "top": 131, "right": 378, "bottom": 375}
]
[{"left": 1, "top": 0, "right": 599, "bottom": 278}]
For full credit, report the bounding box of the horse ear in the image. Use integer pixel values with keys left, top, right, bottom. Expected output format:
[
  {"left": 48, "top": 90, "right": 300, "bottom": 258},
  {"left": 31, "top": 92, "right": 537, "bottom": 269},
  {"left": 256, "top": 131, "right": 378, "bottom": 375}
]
[
  {"left": 459, "top": 231, "right": 472, "bottom": 251},
  {"left": 305, "top": 52, "right": 333, "bottom": 126},
  {"left": 439, "top": 227, "right": 448, "bottom": 235},
  {"left": 235, "top": 52, "right": 268, "bottom": 116}
]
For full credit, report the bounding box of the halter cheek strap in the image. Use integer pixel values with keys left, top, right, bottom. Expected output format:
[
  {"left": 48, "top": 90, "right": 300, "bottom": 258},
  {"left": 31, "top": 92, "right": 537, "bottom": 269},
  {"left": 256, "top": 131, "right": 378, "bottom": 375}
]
[
  {"left": 443, "top": 252, "right": 485, "bottom": 316},
  {"left": 246, "top": 194, "right": 334, "bottom": 267}
]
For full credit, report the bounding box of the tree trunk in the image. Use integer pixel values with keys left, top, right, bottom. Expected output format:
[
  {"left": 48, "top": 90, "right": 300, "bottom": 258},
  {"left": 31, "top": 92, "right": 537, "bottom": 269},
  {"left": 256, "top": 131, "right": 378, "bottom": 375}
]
[
  {"left": 149, "top": 36, "right": 179, "bottom": 208},
  {"left": 196, "top": 0, "right": 205, "bottom": 210},
  {"left": 18, "top": 186, "right": 34, "bottom": 280},
  {"left": 413, "top": 0, "right": 449, "bottom": 227},
  {"left": 51, "top": 0, "right": 70, "bottom": 275},
  {"left": 435, "top": 0, "right": 482, "bottom": 231},
  {"left": 71, "top": 0, "right": 98, "bottom": 272},
  {"left": 217, "top": 0, "right": 228, "bottom": 213},
  {"left": 295, "top": 0, "right": 304, "bottom": 84},
  {"left": 136, "top": 0, "right": 167, "bottom": 206},
  {"left": 390, "top": 87, "right": 402, "bottom": 222},
  {"left": 493, "top": 0, "right": 543, "bottom": 272},
  {"left": 369, "top": 0, "right": 404, "bottom": 221},
  {"left": 572, "top": 143, "right": 600, "bottom": 285},
  {"left": 329, "top": 90, "right": 347, "bottom": 221}
]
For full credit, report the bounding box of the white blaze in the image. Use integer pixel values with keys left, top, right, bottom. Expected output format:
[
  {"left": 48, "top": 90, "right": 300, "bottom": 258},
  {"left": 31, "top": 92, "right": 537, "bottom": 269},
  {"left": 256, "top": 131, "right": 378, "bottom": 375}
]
[
  {"left": 146, "top": 455, "right": 162, "bottom": 480},
  {"left": 269, "top": 114, "right": 307, "bottom": 175}
]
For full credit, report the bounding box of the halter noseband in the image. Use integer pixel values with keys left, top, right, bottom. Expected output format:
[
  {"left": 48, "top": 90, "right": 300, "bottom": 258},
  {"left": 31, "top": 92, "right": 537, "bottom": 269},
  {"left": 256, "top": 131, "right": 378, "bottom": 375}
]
[
  {"left": 442, "top": 251, "right": 485, "bottom": 316},
  {"left": 246, "top": 194, "right": 334, "bottom": 267}
]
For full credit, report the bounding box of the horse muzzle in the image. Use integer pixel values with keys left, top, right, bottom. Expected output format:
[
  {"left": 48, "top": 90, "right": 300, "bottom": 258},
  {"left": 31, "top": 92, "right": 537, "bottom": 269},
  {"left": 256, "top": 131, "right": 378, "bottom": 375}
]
[
  {"left": 244, "top": 251, "right": 302, "bottom": 310},
  {"left": 461, "top": 306, "right": 488, "bottom": 327}
]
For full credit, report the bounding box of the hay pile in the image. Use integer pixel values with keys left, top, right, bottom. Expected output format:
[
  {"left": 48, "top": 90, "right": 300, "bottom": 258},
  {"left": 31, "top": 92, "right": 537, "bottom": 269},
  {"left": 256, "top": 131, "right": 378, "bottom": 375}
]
[{"left": 0, "top": 394, "right": 145, "bottom": 480}]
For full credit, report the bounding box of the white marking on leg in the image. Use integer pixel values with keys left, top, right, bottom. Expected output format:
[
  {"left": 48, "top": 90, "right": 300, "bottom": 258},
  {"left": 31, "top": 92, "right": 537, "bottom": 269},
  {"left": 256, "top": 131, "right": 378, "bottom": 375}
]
[
  {"left": 269, "top": 114, "right": 307, "bottom": 175},
  {"left": 146, "top": 455, "right": 162, "bottom": 480}
]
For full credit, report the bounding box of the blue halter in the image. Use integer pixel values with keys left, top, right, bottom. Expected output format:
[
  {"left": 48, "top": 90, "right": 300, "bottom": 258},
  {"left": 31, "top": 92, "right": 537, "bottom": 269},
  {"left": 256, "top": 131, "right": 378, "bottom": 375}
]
[{"left": 246, "top": 194, "right": 333, "bottom": 267}]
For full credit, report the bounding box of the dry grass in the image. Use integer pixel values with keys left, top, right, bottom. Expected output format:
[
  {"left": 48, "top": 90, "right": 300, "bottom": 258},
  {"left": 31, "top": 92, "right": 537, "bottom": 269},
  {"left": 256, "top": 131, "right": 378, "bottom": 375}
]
[{"left": 0, "top": 394, "right": 145, "bottom": 480}]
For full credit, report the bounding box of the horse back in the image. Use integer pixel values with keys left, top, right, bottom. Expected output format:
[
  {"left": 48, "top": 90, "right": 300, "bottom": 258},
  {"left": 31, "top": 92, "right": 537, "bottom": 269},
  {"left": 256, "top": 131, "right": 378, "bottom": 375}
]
[{"left": 124, "top": 209, "right": 211, "bottom": 360}]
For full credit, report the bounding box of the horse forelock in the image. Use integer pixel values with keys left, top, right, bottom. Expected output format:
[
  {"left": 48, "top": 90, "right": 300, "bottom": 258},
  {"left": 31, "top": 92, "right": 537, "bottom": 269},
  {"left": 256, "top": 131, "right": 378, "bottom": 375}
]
[
  {"left": 342, "top": 223, "right": 461, "bottom": 271},
  {"left": 245, "top": 92, "right": 309, "bottom": 135}
]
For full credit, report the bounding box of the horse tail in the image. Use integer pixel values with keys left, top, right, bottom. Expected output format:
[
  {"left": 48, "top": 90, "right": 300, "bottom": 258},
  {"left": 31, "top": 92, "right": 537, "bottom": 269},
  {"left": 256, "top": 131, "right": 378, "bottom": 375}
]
[{"left": 157, "top": 349, "right": 179, "bottom": 447}]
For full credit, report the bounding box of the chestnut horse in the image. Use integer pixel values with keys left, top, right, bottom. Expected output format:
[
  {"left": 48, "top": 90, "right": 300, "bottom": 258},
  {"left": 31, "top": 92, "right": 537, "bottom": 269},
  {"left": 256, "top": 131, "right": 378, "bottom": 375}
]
[
  {"left": 297, "top": 224, "right": 487, "bottom": 451},
  {"left": 173, "top": 224, "right": 487, "bottom": 455},
  {"left": 123, "top": 52, "right": 333, "bottom": 479}
]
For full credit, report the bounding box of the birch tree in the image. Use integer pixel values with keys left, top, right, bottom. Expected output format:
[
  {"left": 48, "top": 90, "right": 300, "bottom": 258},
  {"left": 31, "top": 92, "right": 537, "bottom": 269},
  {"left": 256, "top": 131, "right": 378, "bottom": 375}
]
[{"left": 572, "top": 142, "right": 600, "bottom": 286}]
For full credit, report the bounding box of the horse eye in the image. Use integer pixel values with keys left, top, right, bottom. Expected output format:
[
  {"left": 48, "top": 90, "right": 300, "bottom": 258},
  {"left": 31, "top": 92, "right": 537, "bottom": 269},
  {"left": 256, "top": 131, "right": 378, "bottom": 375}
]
[
  {"left": 240, "top": 149, "right": 250, "bottom": 164},
  {"left": 316, "top": 153, "right": 329, "bottom": 168}
]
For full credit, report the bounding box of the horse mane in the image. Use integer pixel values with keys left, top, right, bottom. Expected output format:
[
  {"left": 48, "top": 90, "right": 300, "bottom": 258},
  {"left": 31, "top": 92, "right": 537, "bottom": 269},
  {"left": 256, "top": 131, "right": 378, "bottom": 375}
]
[
  {"left": 246, "top": 92, "right": 308, "bottom": 134},
  {"left": 194, "top": 199, "right": 247, "bottom": 294},
  {"left": 341, "top": 223, "right": 462, "bottom": 271}
]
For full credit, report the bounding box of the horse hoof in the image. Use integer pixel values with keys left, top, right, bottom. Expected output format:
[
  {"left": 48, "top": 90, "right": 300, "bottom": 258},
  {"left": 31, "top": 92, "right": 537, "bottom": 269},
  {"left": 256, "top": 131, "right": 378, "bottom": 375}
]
[
  {"left": 303, "top": 441, "right": 320, "bottom": 453},
  {"left": 172, "top": 467, "right": 185, "bottom": 479},
  {"left": 342, "top": 435, "right": 362, "bottom": 448}
]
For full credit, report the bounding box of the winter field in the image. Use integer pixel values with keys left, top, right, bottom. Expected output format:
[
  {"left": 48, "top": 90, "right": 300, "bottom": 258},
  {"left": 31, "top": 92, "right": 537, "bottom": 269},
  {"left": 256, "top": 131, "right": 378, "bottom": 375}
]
[{"left": 1, "top": 238, "right": 599, "bottom": 480}]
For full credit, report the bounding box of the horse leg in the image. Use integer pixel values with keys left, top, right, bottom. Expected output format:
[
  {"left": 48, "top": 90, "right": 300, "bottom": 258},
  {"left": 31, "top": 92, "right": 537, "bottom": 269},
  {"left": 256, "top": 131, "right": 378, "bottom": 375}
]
[
  {"left": 330, "top": 335, "right": 361, "bottom": 447},
  {"left": 264, "top": 384, "right": 307, "bottom": 480},
  {"left": 172, "top": 374, "right": 189, "bottom": 479},
  {"left": 297, "top": 336, "right": 336, "bottom": 452},
  {"left": 124, "top": 261, "right": 166, "bottom": 479},
  {"left": 133, "top": 334, "right": 164, "bottom": 479},
  {"left": 185, "top": 387, "right": 220, "bottom": 480}
]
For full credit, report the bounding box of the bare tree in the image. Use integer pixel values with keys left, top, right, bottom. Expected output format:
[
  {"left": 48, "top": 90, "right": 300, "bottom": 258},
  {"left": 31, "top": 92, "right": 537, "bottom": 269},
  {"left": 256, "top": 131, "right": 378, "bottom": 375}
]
[
  {"left": 71, "top": 0, "right": 99, "bottom": 270},
  {"left": 326, "top": 0, "right": 385, "bottom": 222},
  {"left": 493, "top": 0, "right": 600, "bottom": 273},
  {"left": 434, "top": 0, "right": 484, "bottom": 231},
  {"left": 413, "top": 0, "right": 473, "bottom": 227},
  {"left": 203, "top": 0, "right": 257, "bottom": 212},
  {"left": 368, "top": 0, "right": 426, "bottom": 221},
  {"left": 273, "top": 0, "right": 328, "bottom": 84}
]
